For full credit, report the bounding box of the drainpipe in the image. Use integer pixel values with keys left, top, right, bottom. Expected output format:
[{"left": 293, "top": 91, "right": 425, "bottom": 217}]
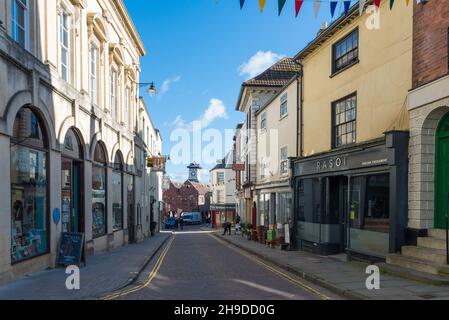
[{"left": 296, "top": 63, "right": 304, "bottom": 158}]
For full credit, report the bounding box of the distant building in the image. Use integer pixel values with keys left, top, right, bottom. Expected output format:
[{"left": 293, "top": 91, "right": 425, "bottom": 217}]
[
  {"left": 210, "top": 152, "right": 236, "bottom": 228},
  {"left": 163, "top": 164, "right": 211, "bottom": 220}
]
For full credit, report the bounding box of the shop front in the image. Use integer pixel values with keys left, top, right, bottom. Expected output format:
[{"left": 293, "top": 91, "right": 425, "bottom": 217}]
[
  {"left": 211, "top": 204, "right": 236, "bottom": 228},
  {"left": 292, "top": 132, "right": 409, "bottom": 259}
]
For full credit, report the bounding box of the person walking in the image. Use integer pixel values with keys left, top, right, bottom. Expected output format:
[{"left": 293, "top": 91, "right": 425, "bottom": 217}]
[{"left": 179, "top": 216, "right": 184, "bottom": 231}]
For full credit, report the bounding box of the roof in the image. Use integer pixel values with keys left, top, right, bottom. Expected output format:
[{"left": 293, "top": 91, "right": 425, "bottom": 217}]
[
  {"left": 243, "top": 57, "right": 301, "bottom": 87},
  {"left": 293, "top": 1, "right": 362, "bottom": 61},
  {"left": 187, "top": 181, "right": 210, "bottom": 195},
  {"left": 210, "top": 151, "right": 234, "bottom": 172},
  {"left": 236, "top": 57, "right": 301, "bottom": 111}
]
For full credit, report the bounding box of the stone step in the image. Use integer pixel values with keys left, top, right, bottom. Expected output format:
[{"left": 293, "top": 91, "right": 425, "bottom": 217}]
[
  {"left": 418, "top": 237, "right": 447, "bottom": 250},
  {"left": 378, "top": 262, "right": 449, "bottom": 286},
  {"left": 402, "top": 246, "right": 448, "bottom": 264},
  {"left": 429, "top": 229, "right": 449, "bottom": 241},
  {"left": 386, "top": 254, "right": 441, "bottom": 275}
]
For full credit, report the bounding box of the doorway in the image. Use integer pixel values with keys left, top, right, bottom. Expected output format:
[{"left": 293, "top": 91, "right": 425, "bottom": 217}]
[
  {"left": 127, "top": 175, "right": 135, "bottom": 243},
  {"left": 435, "top": 113, "right": 449, "bottom": 229},
  {"left": 61, "top": 158, "right": 84, "bottom": 233}
]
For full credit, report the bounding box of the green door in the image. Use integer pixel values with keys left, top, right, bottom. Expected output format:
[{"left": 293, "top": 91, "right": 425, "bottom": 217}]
[{"left": 435, "top": 113, "right": 449, "bottom": 229}]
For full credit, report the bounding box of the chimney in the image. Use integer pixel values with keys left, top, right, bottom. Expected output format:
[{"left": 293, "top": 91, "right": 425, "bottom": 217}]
[{"left": 317, "top": 21, "right": 328, "bottom": 36}]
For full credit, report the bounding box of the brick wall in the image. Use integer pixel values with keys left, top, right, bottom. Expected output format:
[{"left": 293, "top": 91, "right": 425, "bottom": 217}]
[{"left": 413, "top": 0, "right": 449, "bottom": 88}]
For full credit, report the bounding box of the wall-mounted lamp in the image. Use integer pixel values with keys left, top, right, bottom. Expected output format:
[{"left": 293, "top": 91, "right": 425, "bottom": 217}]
[{"left": 138, "top": 82, "right": 158, "bottom": 97}]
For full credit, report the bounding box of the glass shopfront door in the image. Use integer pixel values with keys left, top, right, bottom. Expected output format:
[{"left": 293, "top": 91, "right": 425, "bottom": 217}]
[{"left": 61, "top": 158, "right": 84, "bottom": 233}]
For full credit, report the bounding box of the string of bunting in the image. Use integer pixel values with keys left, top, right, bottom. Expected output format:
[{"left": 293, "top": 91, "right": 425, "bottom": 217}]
[{"left": 239, "top": 0, "right": 412, "bottom": 18}]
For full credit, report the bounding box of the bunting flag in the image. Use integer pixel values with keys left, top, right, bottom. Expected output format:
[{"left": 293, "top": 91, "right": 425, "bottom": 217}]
[
  {"left": 278, "top": 0, "right": 287, "bottom": 15},
  {"left": 375, "top": 0, "right": 381, "bottom": 9},
  {"left": 359, "top": 0, "right": 367, "bottom": 15},
  {"left": 295, "top": 0, "right": 304, "bottom": 17},
  {"left": 405, "top": 0, "right": 410, "bottom": 6},
  {"left": 330, "top": 1, "right": 338, "bottom": 18},
  {"left": 313, "top": 0, "right": 321, "bottom": 18},
  {"left": 390, "top": 0, "right": 395, "bottom": 9},
  {"left": 344, "top": 1, "right": 351, "bottom": 15},
  {"left": 240, "top": 0, "right": 245, "bottom": 9},
  {"left": 259, "top": 0, "right": 266, "bottom": 12}
]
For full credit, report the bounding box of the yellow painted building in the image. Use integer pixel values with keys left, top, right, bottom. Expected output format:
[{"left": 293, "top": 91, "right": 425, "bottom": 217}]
[{"left": 291, "top": 1, "right": 412, "bottom": 258}]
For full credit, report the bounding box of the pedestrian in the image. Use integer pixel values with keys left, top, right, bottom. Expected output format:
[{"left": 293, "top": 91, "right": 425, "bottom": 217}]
[
  {"left": 179, "top": 216, "right": 184, "bottom": 231},
  {"left": 222, "top": 222, "right": 231, "bottom": 236}
]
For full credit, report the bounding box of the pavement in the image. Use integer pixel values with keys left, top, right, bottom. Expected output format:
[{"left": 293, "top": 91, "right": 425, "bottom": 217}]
[
  {"left": 0, "top": 233, "right": 170, "bottom": 300},
  {"left": 210, "top": 229, "right": 449, "bottom": 300}
]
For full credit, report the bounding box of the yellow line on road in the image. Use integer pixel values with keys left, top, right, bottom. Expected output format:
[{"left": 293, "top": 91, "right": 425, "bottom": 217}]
[
  {"left": 100, "top": 235, "right": 175, "bottom": 300},
  {"left": 210, "top": 234, "right": 331, "bottom": 300}
]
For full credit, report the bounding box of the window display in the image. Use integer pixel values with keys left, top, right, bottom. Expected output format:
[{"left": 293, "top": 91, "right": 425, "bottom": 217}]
[
  {"left": 112, "top": 153, "right": 123, "bottom": 231},
  {"left": 11, "top": 108, "right": 49, "bottom": 263},
  {"left": 92, "top": 143, "right": 107, "bottom": 238}
]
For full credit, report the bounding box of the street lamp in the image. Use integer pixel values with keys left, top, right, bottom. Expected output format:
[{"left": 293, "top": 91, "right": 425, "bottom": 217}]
[{"left": 138, "top": 82, "right": 158, "bottom": 97}]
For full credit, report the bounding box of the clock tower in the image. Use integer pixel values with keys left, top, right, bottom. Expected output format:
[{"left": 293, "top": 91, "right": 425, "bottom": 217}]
[{"left": 187, "top": 163, "right": 201, "bottom": 182}]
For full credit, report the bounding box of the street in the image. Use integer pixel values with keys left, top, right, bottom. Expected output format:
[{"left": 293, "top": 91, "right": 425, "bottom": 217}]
[{"left": 101, "top": 226, "right": 342, "bottom": 300}]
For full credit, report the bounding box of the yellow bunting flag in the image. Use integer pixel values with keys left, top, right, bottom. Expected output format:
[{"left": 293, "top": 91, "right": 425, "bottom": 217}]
[
  {"left": 259, "top": 0, "right": 266, "bottom": 12},
  {"left": 405, "top": 0, "right": 410, "bottom": 5}
]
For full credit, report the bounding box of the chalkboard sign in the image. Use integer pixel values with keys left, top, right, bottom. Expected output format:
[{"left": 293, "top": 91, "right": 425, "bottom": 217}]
[{"left": 57, "top": 232, "right": 86, "bottom": 267}]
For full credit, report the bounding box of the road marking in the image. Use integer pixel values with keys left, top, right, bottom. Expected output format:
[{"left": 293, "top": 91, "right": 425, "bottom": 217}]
[
  {"left": 99, "top": 235, "right": 175, "bottom": 300},
  {"left": 209, "top": 234, "right": 331, "bottom": 300}
]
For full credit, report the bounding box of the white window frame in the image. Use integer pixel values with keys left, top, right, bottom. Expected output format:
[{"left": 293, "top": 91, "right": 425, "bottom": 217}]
[
  {"left": 217, "top": 172, "right": 224, "bottom": 185},
  {"left": 280, "top": 146, "right": 289, "bottom": 176},
  {"left": 90, "top": 44, "right": 99, "bottom": 105},
  {"left": 260, "top": 112, "right": 267, "bottom": 130},
  {"left": 11, "top": 0, "right": 29, "bottom": 49},
  {"left": 280, "top": 93, "right": 288, "bottom": 119},
  {"left": 60, "top": 8, "right": 71, "bottom": 82},
  {"left": 124, "top": 86, "right": 130, "bottom": 126},
  {"left": 110, "top": 68, "right": 118, "bottom": 120}
]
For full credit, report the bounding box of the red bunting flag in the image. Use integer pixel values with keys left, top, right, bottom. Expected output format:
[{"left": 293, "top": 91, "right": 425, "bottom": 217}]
[
  {"left": 375, "top": 0, "right": 381, "bottom": 9},
  {"left": 296, "top": 0, "right": 304, "bottom": 17}
]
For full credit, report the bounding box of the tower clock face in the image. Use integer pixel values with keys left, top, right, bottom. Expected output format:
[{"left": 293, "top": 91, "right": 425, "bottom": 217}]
[{"left": 190, "top": 170, "right": 197, "bottom": 179}]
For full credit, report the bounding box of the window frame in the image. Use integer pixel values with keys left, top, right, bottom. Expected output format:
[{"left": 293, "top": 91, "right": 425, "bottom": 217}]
[
  {"left": 60, "top": 8, "right": 71, "bottom": 82},
  {"left": 110, "top": 67, "right": 118, "bottom": 120},
  {"left": 260, "top": 111, "right": 267, "bottom": 130},
  {"left": 280, "top": 146, "right": 289, "bottom": 177},
  {"left": 332, "top": 28, "right": 359, "bottom": 75},
  {"left": 280, "top": 93, "right": 288, "bottom": 119},
  {"left": 331, "top": 93, "right": 357, "bottom": 149},
  {"left": 11, "top": 0, "right": 29, "bottom": 49},
  {"left": 90, "top": 44, "right": 99, "bottom": 105}
]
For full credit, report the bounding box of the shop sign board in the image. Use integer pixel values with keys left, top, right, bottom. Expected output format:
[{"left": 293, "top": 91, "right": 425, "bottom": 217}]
[{"left": 57, "top": 233, "right": 85, "bottom": 267}]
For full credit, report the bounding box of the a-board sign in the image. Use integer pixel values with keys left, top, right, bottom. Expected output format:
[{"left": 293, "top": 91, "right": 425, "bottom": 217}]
[{"left": 57, "top": 232, "right": 86, "bottom": 267}]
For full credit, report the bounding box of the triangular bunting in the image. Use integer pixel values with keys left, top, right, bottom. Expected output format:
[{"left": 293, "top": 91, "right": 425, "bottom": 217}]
[
  {"left": 390, "top": 0, "right": 395, "bottom": 9},
  {"left": 295, "top": 0, "right": 304, "bottom": 17},
  {"left": 240, "top": 0, "right": 245, "bottom": 9},
  {"left": 314, "top": 0, "right": 321, "bottom": 18},
  {"left": 344, "top": 1, "right": 351, "bottom": 15},
  {"left": 278, "top": 0, "right": 287, "bottom": 15},
  {"left": 405, "top": 0, "right": 410, "bottom": 6},
  {"left": 375, "top": 0, "right": 381, "bottom": 9},
  {"left": 359, "top": 0, "right": 367, "bottom": 15},
  {"left": 259, "top": 0, "right": 266, "bottom": 12},
  {"left": 330, "top": 1, "right": 338, "bottom": 18}
]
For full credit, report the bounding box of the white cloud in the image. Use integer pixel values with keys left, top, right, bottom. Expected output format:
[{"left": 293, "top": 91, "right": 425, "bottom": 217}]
[
  {"left": 170, "top": 98, "right": 228, "bottom": 132},
  {"left": 160, "top": 75, "right": 181, "bottom": 95},
  {"left": 238, "top": 51, "right": 285, "bottom": 79}
]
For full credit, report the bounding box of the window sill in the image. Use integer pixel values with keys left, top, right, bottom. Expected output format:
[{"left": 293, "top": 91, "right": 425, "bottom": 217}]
[
  {"left": 279, "top": 114, "right": 288, "bottom": 121},
  {"left": 330, "top": 59, "right": 359, "bottom": 79}
]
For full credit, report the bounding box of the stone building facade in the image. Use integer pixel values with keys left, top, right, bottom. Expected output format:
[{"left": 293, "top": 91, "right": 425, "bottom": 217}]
[{"left": 0, "top": 0, "right": 162, "bottom": 284}]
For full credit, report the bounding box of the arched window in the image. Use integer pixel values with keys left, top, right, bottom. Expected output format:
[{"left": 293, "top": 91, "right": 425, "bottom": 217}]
[
  {"left": 11, "top": 107, "right": 49, "bottom": 263},
  {"left": 112, "top": 152, "right": 124, "bottom": 231},
  {"left": 92, "top": 143, "right": 107, "bottom": 238}
]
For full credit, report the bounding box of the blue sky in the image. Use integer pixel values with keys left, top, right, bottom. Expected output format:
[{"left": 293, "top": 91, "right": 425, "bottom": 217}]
[{"left": 123, "top": 0, "right": 341, "bottom": 183}]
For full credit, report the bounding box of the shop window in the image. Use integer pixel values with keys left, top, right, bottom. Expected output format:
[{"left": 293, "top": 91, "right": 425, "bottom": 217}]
[
  {"left": 332, "top": 28, "right": 359, "bottom": 74},
  {"left": 296, "top": 180, "right": 305, "bottom": 222},
  {"left": 350, "top": 174, "right": 390, "bottom": 233},
  {"left": 11, "top": 107, "right": 49, "bottom": 263},
  {"left": 92, "top": 143, "right": 107, "bottom": 238},
  {"left": 278, "top": 193, "right": 292, "bottom": 225},
  {"left": 280, "top": 146, "right": 289, "bottom": 176},
  {"left": 332, "top": 94, "right": 356, "bottom": 148},
  {"left": 112, "top": 153, "right": 124, "bottom": 231}
]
